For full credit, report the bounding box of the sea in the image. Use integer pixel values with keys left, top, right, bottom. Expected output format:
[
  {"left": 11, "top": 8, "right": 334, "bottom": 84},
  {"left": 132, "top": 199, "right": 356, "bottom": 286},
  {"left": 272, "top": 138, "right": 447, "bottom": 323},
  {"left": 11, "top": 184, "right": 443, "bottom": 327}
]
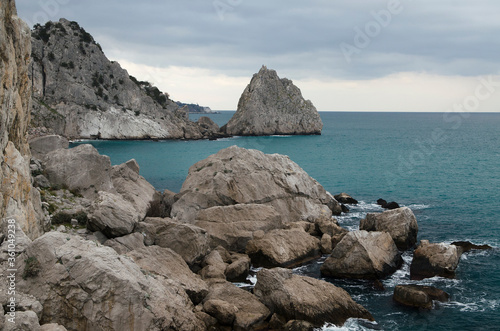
[{"left": 72, "top": 111, "right": 500, "bottom": 331}]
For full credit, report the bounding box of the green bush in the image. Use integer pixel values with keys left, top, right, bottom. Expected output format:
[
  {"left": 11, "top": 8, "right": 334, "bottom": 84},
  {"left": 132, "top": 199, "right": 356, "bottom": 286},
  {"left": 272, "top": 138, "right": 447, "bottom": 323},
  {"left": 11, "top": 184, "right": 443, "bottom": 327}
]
[
  {"left": 51, "top": 212, "right": 72, "bottom": 225},
  {"left": 23, "top": 257, "right": 42, "bottom": 279}
]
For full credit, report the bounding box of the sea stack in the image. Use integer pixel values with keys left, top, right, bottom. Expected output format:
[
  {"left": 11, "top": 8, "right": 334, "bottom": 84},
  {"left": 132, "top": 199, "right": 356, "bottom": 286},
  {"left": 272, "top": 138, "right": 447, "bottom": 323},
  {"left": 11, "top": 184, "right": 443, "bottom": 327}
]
[{"left": 224, "top": 65, "right": 323, "bottom": 136}]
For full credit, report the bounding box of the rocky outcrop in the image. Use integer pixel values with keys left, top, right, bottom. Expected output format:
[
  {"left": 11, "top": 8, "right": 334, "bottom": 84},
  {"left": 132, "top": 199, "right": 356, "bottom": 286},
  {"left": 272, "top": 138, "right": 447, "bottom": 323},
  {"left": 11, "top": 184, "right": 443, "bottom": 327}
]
[
  {"left": 30, "top": 19, "right": 216, "bottom": 140},
  {"left": 224, "top": 66, "right": 323, "bottom": 136},
  {"left": 393, "top": 285, "right": 450, "bottom": 309},
  {"left": 0, "top": 0, "right": 44, "bottom": 239},
  {"left": 29, "top": 134, "right": 69, "bottom": 158},
  {"left": 171, "top": 146, "right": 340, "bottom": 225},
  {"left": 254, "top": 268, "right": 374, "bottom": 327},
  {"left": 410, "top": 240, "right": 462, "bottom": 280},
  {"left": 334, "top": 193, "right": 358, "bottom": 204},
  {"left": 245, "top": 228, "right": 321, "bottom": 268},
  {"left": 321, "top": 230, "right": 403, "bottom": 279},
  {"left": 17, "top": 232, "right": 205, "bottom": 331},
  {"left": 377, "top": 199, "right": 400, "bottom": 210},
  {"left": 360, "top": 207, "right": 418, "bottom": 250}
]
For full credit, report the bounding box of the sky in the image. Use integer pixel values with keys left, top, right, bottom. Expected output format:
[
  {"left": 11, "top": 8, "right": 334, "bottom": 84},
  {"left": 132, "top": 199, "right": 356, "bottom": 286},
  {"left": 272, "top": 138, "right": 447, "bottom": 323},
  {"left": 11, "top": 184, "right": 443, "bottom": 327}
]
[{"left": 15, "top": 0, "right": 500, "bottom": 112}]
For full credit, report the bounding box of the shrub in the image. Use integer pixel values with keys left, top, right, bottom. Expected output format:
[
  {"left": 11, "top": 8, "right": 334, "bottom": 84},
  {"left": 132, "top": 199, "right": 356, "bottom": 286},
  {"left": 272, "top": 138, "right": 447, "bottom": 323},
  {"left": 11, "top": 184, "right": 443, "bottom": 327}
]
[
  {"left": 23, "top": 257, "right": 42, "bottom": 279},
  {"left": 51, "top": 212, "right": 72, "bottom": 225}
]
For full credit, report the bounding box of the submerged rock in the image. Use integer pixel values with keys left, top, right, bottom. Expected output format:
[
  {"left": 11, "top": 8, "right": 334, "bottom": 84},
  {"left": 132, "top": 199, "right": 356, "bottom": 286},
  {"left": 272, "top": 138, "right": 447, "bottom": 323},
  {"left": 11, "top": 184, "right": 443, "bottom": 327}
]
[
  {"left": 321, "top": 230, "right": 403, "bottom": 279},
  {"left": 393, "top": 285, "right": 450, "bottom": 309},
  {"left": 360, "top": 207, "right": 418, "bottom": 250},
  {"left": 410, "top": 240, "right": 462, "bottom": 280},
  {"left": 451, "top": 241, "right": 493, "bottom": 253},
  {"left": 254, "top": 268, "right": 374, "bottom": 327},
  {"left": 225, "top": 65, "right": 323, "bottom": 136}
]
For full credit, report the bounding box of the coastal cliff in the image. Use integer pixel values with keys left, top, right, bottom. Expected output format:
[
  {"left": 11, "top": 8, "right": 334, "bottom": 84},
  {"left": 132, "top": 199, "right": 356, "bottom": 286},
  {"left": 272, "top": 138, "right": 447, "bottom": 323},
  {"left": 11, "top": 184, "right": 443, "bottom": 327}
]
[
  {"left": 0, "top": 0, "right": 44, "bottom": 239},
  {"left": 29, "top": 19, "right": 215, "bottom": 140},
  {"left": 224, "top": 65, "right": 323, "bottom": 136}
]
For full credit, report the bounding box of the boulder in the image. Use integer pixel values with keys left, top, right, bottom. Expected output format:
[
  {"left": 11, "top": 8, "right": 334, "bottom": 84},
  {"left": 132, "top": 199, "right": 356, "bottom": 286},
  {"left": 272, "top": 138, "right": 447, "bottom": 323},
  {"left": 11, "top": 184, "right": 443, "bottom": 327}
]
[
  {"left": 321, "top": 231, "right": 403, "bottom": 279},
  {"left": 254, "top": 268, "right": 374, "bottom": 327},
  {"left": 3, "top": 311, "right": 40, "bottom": 331},
  {"left": 171, "top": 146, "right": 339, "bottom": 224},
  {"left": 203, "top": 281, "right": 271, "bottom": 330},
  {"left": 451, "top": 241, "right": 493, "bottom": 253},
  {"left": 360, "top": 207, "right": 418, "bottom": 250},
  {"left": 17, "top": 232, "right": 204, "bottom": 331},
  {"left": 42, "top": 144, "right": 114, "bottom": 199},
  {"left": 246, "top": 228, "right": 321, "bottom": 268},
  {"left": 410, "top": 240, "right": 462, "bottom": 280},
  {"left": 40, "top": 324, "right": 68, "bottom": 331},
  {"left": 29, "top": 135, "right": 69, "bottom": 158},
  {"left": 393, "top": 285, "right": 450, "bottom": 309},
  {"left": 284, "top": 320, "right": 316, "bottom": 331},
  {"left": 126, "top": 246, "right": 209, "bottom": 305},
  {"left": 200, "top": 250, "right": 228, "bottom": 280},
  {"left": 103, "top": 232, "right": 145, "bottom": 254},
  {"left": 320, "top": 233, "right": 333, "bottom": 254},
  {"left": 225, "top": 254, "right": 251, "bottom": 282},
  {"left": 195, "top": 204, "right": 283, "bottom": 252},
  {"left": 377, "top": 199, "right": 400, "bottom": 209},
  {"left": 88, "top": 191, "right": 140, "bottom": 238},
  {"left": 225, "top": 65, "right": 323, "bottom": 136},
  {"left": 135, "top": 217, "right": 210, "bottom": 266},
  {"left": 203, "top": 299, "right": 238, "bottom": 325},
  {"left": 334, "top": 193, "right": 358, "bottom": 204}
]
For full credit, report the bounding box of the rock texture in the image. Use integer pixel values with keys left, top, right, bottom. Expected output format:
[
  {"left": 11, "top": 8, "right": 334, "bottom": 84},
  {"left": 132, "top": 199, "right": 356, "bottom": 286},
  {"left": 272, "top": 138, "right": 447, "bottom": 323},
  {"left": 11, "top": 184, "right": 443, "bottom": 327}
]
[
  {"left": 360, "top": 207, "right": 418, "bottom": 250},
  {"left": 0, "top": 0, "right": 44, "bottom": 239},
  {"left": 321, "top": 230, "right": 403, "bottom": 279},
  {"left": 254, "top": 268, "right": 374, "bottom": 327},
  {"left": 410, "top": 240, "right": 462, "bottom": 280},
  {"left": 30, "top": 19, "right": 215, "bottom": 140},
  {"left": 17, "top": 232, "right": 205, "bottom": 331},
  {"left": 29, "top": 134, "right": 69, "bottom": 158},
  {"left": 171, "top": 146, "right": 340, "bottom": 225},
  {"left": 224, "top": 66, "right": 323, "bottom": 136},
  {"left": 393, "top": 285, "right": 450, "bottom": 309}
]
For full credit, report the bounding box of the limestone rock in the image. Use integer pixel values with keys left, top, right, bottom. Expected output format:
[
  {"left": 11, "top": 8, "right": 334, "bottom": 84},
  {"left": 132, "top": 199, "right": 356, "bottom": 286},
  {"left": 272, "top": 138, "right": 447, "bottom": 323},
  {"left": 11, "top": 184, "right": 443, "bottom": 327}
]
[
  {"left": 103, "top": 232, "right": 145, "bottom": 254},
  {"left": 40, "top": 324, "right": 68, "bottom": 331},
  {"left": 203, "top": 281, "right": 271, "bottom": 330},
  {"left": 203, "top": 299, "right": 238, "bottom": 325},
  {"left": 17, "top": 232, "right": 204, "bottom": 330},
  {"left": 29, "top": 135, "right": 69, "bottom": 158},
  {"left": 254, "top": 268, "right": 374, "bottom": 327},
  {"left": 127, "top": 245, "right": 209, "bottom": 305},
  {"left": 320, "top": 233, "right": 333, "bottom": 254},
  {"left": 195, "top": 204, "right": 283, "bottom": 252},
  {"left": 334, "top": 193, "right": 358, "bottom": 204},
  {"left": 321, "top": 230, "right": 403, "bottom": 279},
  {"left": 200, "top": 250, "right": 227, "bottom": 280},
  {"left": 225, "top": 254, "right": 251, "bottom": 282},
  {"left": 171, "top": 146, "right": 339, "bottom": 224},
  {"left": 245, "top": 228, "right": 321, "bottom": 268},
  {"left": 42, "top": 144, "right": 114, "bottom": 199},
  {"left": 0, "top": 0, "right": 45, "bottom": 239},
  {"left": 360, "top": 207, "right": 418, "bottom": 250},
  {"left": 225, "top": 66, "right": 323, "bottom": 136},
  {"left": 30, "top": 19, "right": 213, "bottom": 140},
  {"left": 410, "top": 240, "right": 462, "bottom": 280},
  {"left": 393, "top": 285, "right": 450, "bottom": 309},
  {"left": 3, "top": 311, "right": 40, "bottom": 331}
]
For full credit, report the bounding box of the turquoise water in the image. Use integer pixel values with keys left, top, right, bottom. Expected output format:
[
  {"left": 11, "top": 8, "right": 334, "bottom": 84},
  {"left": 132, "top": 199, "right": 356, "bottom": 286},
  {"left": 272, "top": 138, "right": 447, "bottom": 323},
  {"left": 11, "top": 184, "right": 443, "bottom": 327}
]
[{"left": 72, "top": 112, "right": 500, "bottom": 330}]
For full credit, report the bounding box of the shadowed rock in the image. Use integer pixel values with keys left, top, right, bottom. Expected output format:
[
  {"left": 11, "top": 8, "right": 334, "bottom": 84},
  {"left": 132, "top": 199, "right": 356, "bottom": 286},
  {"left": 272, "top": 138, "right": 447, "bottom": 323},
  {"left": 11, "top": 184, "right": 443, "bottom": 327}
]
[
  {"left": 393, "top": 285, "right": 450, "bottom": 309},
  {"left": 410, "top": 240, "right": 462, "bottom": 280}
]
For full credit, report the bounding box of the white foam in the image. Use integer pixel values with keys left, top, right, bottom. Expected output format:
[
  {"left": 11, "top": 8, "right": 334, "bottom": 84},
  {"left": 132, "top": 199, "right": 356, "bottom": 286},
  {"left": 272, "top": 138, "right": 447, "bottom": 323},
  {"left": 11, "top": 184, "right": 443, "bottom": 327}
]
[{"left": 316, "top": 319, "right": 380, "bottom": 331}]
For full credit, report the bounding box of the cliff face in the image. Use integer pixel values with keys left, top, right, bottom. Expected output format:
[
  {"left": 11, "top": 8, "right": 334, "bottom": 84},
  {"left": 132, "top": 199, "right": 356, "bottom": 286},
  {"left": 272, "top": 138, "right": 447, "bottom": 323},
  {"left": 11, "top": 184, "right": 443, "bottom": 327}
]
[
  {"left": 225, "top": 65, "right": 323, "bottom": 136},
  {"left": 30, "top": 19, "right": 209, "bottom": 140},
  {"left": 0, "top": 0, "right": 44, "bottom": 239}
]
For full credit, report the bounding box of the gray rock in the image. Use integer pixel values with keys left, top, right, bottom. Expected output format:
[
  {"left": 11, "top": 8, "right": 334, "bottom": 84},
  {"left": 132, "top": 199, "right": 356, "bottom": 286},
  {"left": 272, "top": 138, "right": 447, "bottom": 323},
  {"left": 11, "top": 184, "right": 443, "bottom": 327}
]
[
  {"left": 171, "top": 146, "right": 339, "bottom": 224},
  {"left": 360, "top": 207, "right": 418, "bottom": 250},
  {"left": 18, "top": 232, "right": 205, "bottom": 330},
  {"left": 254, "top": 268, "right": 374, "bottom": 327},
  {"left": 320, "top": 233, "right": 333, "bottom": 254},
  {"left": 321, "top": 230, "right": 403, "bottom": 279},
  {"left": 3, "top": 311, "right": 40, "bottom": 331},
  {"left": 393, "top": 284, "right": 450, "bottom": 309},
  {"left": 33, "top": 175, "right": 50, "bottom": 188},
  {"left": 246, "top": 228, "right": 321, "bottom": 268},
  {"left": 410, "top": 240, "right": 462, "bottom": 280},
  {"left": 104, "top": 232, "right": 145, "bottom": 254},
  {"left": 40, "top": 324, "right": 68, "bottom": 331},
  {"left": 225, "top": 65, "right": 323, "bottom": 136},
  {"left": 29, "top": 135, "right": 69, "bottom": 158}
]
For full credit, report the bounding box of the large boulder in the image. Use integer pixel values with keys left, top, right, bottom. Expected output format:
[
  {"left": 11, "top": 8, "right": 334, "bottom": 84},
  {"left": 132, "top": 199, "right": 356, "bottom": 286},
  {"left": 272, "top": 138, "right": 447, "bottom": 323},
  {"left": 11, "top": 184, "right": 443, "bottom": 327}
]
[
  {"left": 171, "top": 146, "right": 339, "bottom": 224},
  {"left": 195, "top": 204, "right": 283, "bottom": 252},
  {"left": 29, "top": 135, "right": 69, "bottom": 158},
  {"left": 246, "top": 228, "right": 321, "bottom": 268},
  {"left": 203, "top": 281, "right": 271, "bottom": 330},
  {"left": 393, "top": 285, "right": 450, "bottom": 309},
  {"left": 360, "top": 207, "right": 418, "bottom": 250},
  {"left": 410, "top": 240, "right": 462, "bottom": 280},
  {"left": 321, "top": 230, "right": 403, "bottom": 279},
  {"left": 17, "top": 232, "right": 205, "bottom": 331},
  {"left": 42, "top": 144, "right": 114, "bottom": 199},
  {"left": 254, "top": 268, "right": 374, "bottom": 327},
  {"left": 225, "top": 65, "right": 323, "bottom": 136}
]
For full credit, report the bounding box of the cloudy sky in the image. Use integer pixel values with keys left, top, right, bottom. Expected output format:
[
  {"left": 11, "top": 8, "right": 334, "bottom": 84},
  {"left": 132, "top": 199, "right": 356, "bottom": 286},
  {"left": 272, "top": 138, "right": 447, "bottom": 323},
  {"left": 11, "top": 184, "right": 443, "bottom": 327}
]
[{"left": 16, "top": 0, "right": 500, "bottom": 111}]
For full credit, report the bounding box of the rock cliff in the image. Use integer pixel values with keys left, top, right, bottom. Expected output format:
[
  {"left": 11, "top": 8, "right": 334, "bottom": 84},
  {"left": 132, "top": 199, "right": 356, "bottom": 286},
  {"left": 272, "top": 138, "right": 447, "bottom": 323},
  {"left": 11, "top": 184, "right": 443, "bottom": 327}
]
[
  {"left": 0, "top": 0, "right": 44, "bottom": 239},
  {"left": 29, "top": 19, "right": 214, "bottom": 140},
  {"left": 224, "top": 65, "right": 323, "bottom": 136}
]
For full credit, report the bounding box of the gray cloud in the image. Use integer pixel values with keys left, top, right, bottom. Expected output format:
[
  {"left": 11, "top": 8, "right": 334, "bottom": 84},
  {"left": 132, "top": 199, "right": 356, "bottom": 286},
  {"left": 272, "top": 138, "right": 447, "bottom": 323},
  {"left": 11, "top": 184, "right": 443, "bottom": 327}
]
[{"left": 16, "top": 0, "right": 500, "bottom": 80}]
